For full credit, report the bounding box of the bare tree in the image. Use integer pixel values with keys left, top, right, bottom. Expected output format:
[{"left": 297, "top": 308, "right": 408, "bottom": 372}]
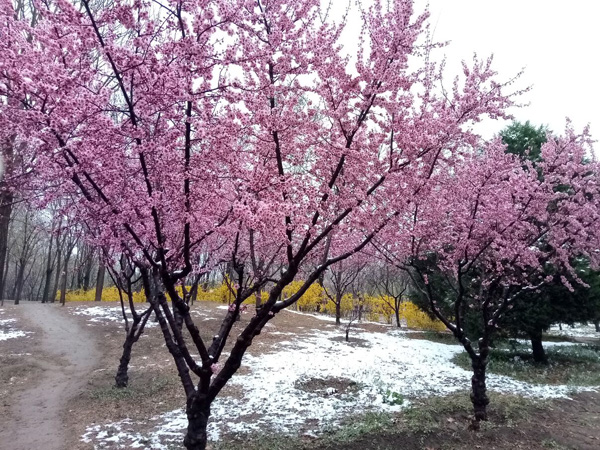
[{"left": 324, "top": 260, "right": 366, "bottom": 325}]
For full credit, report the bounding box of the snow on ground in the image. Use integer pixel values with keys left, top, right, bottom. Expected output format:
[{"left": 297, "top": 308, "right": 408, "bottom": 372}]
[
  {"left": 72, "top": 305, "right": 157, "bottom": 328},
  {"left": 514, "top": 339, "right": 582, "bottom": 348},
  {"left": 0, "top": 312, "right": 28, "bottom": 341},
  {"left": 547, "top": 323, "right": 600, "bottom": 339},
  {"left": 82, "top": 322, "right": 598, "bottom": 449}
]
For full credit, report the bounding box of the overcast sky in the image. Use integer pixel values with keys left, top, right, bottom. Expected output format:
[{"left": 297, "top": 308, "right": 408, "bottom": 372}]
[{"left": 416, "top": 0, "right": 600, "bottom": 142}]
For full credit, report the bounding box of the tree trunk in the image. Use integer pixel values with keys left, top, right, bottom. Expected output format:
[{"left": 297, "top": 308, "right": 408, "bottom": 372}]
[
  {"left": 41, "top": 233, "right": 55, "bottom": 303},
  {"left": 114, "top": 345, "right": 134, "bottom": 387},
  {"left": 183, "top": 395, "right": 211, "bottom": 450},
  {"left": 255, "top": 290, "right": 262, "bottom": 310},
  {"left": 470, "top": 343, "right": 489, "bottom": 427},
  {"left": 2, "top": 250, "right": 10, "bottom": 302},
  {"left": 51, "top": 249, "right": 63, "bottom": 303},
  {"left": 594, "top": 319, "right": 600, "bottom": 333},
  {"left": 94, "top": 264, "right": 105, "bottom": 302},
  {"left": 115, "top": 327, "right": 137, "bottom": 388},
  {"left": 0, "top": 190, "right": 13, "bottom": 301},
  {"left": 59, "top": 247, "right": 74, "bottom": 306},
  {"left": 190, "top": 281, "right": 199, "bottom": 305},
  {"left": 335, "top": 300, "right": 341, "bottom": 326},
  {"left": 14, "top": 258, "right": 26, "bottom": 305},
  {"left": 529, "top": 329, "right": 547, "bottom": 364},
  {"left": 395, "top": 306, "right": 401, "bottom": 328}
]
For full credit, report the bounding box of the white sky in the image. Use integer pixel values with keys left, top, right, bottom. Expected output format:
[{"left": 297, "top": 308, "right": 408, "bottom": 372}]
[
  {"left": 418, "top": 0, "right": 600, "bottom": 141},
  {"left": 335, "top": 0, "right": 599, "bottom": 146}
]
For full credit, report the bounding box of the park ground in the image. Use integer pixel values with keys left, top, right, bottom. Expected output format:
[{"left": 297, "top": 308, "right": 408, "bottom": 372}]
[{"left": 0, "top": 301, "right": 599, "bottom": 450}]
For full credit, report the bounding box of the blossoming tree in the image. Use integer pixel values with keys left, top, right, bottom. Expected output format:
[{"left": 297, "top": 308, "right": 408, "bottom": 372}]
[
  {"left": 376, "top": 128, "right": 600, "bottom": 425},
  {"left": 0, "top": 0, "right": 521, "bottom": 447}
]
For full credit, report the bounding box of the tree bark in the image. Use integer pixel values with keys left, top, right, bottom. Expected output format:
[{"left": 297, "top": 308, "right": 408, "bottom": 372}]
[
  {"left": 594, "top": 319, "right": 600, "bottom": 333},
  {"left": 529, "top": 329, "right": 547, "bottom": 364},
  {"left": 395, "top": 305, "right": 401, "bottom": 328},
  {"left": 470, "top": 338, "right": 490, "bottom": 427},
  {"left": 94, "top": 264, "right": 105, "bottom": 302},
  {"left": 51, "top": 248, "right": 63, "bottom": 303},
  {"left": 114, "top": 317, "right": 148, "bottom": 388},
  {"left": 183, "top": 394, "right": 210, "bottom": 450},
  {"left": 41, "top": 232, "right": 55, "bottom": 303},
  {"left": 0, "top": 135, "right": 14, "bottom": 302},
  {"left": 335, "top": 298, "right": 341, "bottom": 325},
  {"left": 0, "top": 190, "right": 13, "bottom": 301},
  {"left": 115, "top": 336, "right": 134, "bottom": 388},
  {"left": 59, "top": 245, "right": 74, "bottom": 306},
  {"left": 255, "top": 290, "right": 262, "bottom": 310},
  {"left": 14, "top": 259, "right": 26, "bottom": 305}
]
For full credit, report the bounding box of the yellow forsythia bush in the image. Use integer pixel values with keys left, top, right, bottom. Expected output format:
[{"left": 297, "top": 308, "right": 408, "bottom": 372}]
[
  {"left": 351, "top": 294, "right": 446, "bottom": 331},
  {"left": 398, "top": 301, "right": 446, "bottom": 331},
  {"left": 282, "top": 281, "right": 324, "bottom": 312},
  {"left": 197, "top": 278, "right": 236, "bottom": 303},
  {"left": 58, "top": 286, "right": 146, "bottom": 303},
  {"left": 323, "top": 292, "right": 355, "bottom": 316}
]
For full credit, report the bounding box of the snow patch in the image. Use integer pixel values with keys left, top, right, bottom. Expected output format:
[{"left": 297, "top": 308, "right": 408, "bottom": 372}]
[
  {"left": 547, "top": 323, "right": 600, "bottom": 339},
  {"left": 83, "top": 327, "right": 598, "bottom": 448},
  {"left": 0, "top": 317, "right": 29, "bottom": 341},
  {"left": 72, "top": 306, "right": 157, "bottom": 327}
]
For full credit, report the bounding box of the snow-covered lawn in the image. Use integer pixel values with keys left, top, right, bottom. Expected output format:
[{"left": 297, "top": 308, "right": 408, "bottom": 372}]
[
  {"left": 547, "top": 323, "right": 600, "bottom": 339},
  {"left": 0, "top": 311, "right": 28, "bottom": 341},
  {"left": 82, "top": 318, "right": 598, "bottom": 449}
]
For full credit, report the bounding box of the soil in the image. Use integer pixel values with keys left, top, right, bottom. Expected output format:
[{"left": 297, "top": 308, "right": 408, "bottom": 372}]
[{"left": 0, "top": 302, "right": 101, "bottom": 450}]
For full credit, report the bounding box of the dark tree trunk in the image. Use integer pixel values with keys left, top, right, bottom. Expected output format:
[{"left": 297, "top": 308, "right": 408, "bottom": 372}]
[
  {"left": 183, "top": 394, "right": 211, "bottom": 450},
  {"left": 115, "top": 336, "right": 134, "bottom": 387},
  {"left": 0, "top": 135, "right": 14, "bottom": 302},
  {"left": 594, "top": 319, "right": 600, "bottom": 333},
  {"left": 0, "top": 190, "right": 13, "bottom": 301},
  {"left": 59, "top": 267, "right": 67, "bottom": 305},
  {"left": 2, "top": 251, "right": 10, "bottom": 302},
  {"left": 14, "top": 209, "right": 29, "bottom": 305},
  {"left": 115, "top": 327, "right": 137, "bottom": 388},
  {"left": 255, "top": 290, "right": 261, "bottom": 310},
  {"left": 335, "top": 299, "right": 341, "bottom": 325},
  {"left": 82, "top": 262, "right": 93, "bottom": 291},
  {"left": 59, "top": 247, "right": 73, "bottom": 306},
  {"left": 41, "top": 233, "right": 55, "bottom": 303},
  {"left": 529, "top": 329, "right": 547, "bottom": 364},
  {"left": 470, "top": 356, "right": 489, "bottom": 424},
  {"left": 14, "top": 258, "right": 26, "bottom": 305},
  {"left": 190, "top": 282, "right": 199, "bottom": 305},
  {"left": 317, "top": 235, "right": 332, "bottom": 288},
  {"left": 395, "top": 305, "right": 401, "bottom": 328},
  {"left": 10, "top": 259, "right": 18, "bottom": 300},
  {"left": 51, "top": 248, "right": 63, "bottom": 303},
  {"left": 470, "top": 337, "right": 490, "bottom": 427},
  {"left": 94, "top": 264, "right": 105, "bottom": 302}
]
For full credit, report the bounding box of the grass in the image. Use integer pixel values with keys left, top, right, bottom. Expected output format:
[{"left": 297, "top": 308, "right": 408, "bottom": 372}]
[
  {"left": 406, "top": 330, "right": 457, "bottom": 345},
  {"left": 541, "top": 439, "right": 573, "bottom": 449},
  {"left": 89, "top": 375, "right": 177, "bottom": 401},
  {"left": 215, "top": 392, "right": 546, "bottom": 450},
  {"left": 215, "top": 411, "right": 395, "bottom": 450},
  {"left": 451, "top": 342, "right": 600, "bottom": 386},
  {"left": 402, "top": 391, "right": 542, "bottom": 433}
]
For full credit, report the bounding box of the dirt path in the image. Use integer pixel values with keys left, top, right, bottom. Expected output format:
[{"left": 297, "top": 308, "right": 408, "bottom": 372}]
[{"left": 0, "top": 303, "right": 100, "bottom": 450}]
